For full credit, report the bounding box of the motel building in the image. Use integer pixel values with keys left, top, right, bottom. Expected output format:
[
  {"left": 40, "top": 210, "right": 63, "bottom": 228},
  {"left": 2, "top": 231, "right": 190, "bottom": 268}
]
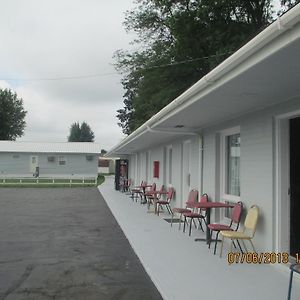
[{"left": 107, "top": 4, "right": 300, "bottom": 265}]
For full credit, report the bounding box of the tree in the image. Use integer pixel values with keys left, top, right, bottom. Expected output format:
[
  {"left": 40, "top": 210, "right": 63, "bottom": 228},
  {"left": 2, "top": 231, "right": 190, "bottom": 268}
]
[
  {"left": 68, "top": 121, "right": 95, "bottom": 142},
  {"left": 80, "top": 122, "right": 95, "bottom": 142},
  {"left": 114, "top": 0, "right": 277, "bottom": 135},
  {"left": 100, "top": 149, "right": 107, "bottom": 156},
  {"left": 0, "top": 88, "right": 27, "bottom": 140},
  {"left": 68, "top": 122, "right": 81, "bottom": 142}
]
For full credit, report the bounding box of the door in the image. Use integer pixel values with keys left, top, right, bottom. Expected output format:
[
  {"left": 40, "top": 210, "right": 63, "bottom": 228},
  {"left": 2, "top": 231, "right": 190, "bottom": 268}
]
[
  {"left": 30, "top": 156, "right": 39, "bottom": 173},
  {"left": 290, "top": 117, "right": 300, "bottom": 257},
  {"left": 182, "top": 140, "right": 191, "bottom": 206}
]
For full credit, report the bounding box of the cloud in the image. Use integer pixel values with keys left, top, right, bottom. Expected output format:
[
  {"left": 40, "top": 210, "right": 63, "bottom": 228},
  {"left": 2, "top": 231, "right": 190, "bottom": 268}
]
[{"left": 0, "top": 0, "right": 134, "bottom": 149}]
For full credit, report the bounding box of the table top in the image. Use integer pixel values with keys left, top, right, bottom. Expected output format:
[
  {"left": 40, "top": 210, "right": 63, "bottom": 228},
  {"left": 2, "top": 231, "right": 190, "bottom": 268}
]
[
  {"left": 145, "top": 190, "right": 168, "bottom": 194},
  {"left": 191, "top": 202, "right": 234, "bottom": 209}
]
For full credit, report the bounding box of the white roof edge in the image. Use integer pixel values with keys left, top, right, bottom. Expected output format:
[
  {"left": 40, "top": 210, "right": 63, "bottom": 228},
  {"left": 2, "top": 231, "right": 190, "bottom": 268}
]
[
  {"left": 0, "top": 141, "right": 102, "bottom": 154},
  {"left": 107, "top": 4, "right": 300, "bottom": 156}
]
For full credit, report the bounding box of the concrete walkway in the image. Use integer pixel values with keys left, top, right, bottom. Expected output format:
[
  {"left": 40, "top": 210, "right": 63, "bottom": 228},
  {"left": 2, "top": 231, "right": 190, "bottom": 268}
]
[
  {"left": 99, "top": 176, "right": 300, "bottom": 300},
  {"left": 0, "top": 187, "right": 162, "bottom": 300}
]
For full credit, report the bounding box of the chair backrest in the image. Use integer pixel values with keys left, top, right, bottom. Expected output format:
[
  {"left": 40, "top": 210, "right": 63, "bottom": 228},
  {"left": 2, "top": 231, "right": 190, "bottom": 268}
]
[
  {"left": 230, "top": 201, "right": 243, "bottom": 229},
  {"left": 244, "top": 205, "right": 259, "bottom": 237},
  {"left": 199, "top": 193, "right": 208, "bottom": 215},
  {"left": 231, "top": 201, "right": 243, "bottom": 223},
  {"left": 150, "top": 182, "right": 156, "bottom": 192},
  {"left": 166, "top": 187, "right": 174, "bottom": 203},
  {"left": 199, "top": 193, "right": 208, "bottom": 204},
  {"left": 159, "top": 185, "right": 165, "bottom": 193},
  {"left": 141, "top": 181, "right": 147, "bottom": 187},
  {"left": 186, "top": 189, "right": 198, "bottom": 208}
]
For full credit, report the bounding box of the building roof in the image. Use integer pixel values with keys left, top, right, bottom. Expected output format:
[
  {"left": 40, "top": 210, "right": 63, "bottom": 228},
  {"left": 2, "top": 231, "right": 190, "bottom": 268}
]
[
  {"left": 0, "top": 141, "right": 102, "bottom": 154},
  {"left": 107, "top": 4, "right": 300, "bottom": 156}
]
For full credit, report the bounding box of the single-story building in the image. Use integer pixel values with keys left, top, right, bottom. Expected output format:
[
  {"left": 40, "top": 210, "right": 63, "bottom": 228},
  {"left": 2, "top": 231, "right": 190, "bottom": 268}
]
[
  {"left": 107, "top": 4, "right": 300, "bottom": 260},
  {"left": 0, "top": 141, "right": 102, "bottom": 179}
]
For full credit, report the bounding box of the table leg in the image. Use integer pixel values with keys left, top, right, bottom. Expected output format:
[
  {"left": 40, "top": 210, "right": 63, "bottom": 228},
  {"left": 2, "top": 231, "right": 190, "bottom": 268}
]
[{"left": 195, "top": 208, "right": 211, "bottom": 244}]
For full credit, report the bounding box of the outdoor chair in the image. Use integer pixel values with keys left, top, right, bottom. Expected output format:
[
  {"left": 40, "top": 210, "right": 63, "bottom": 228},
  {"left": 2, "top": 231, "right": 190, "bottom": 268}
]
[
  {"left": 220, "top": 205, "right": 259, "bottom": 257},
  {"left": 124, "top": 178, "right": 132, "bottom": 195},
  {"left": 287, "top": 263, "right": 300, "bottom": 300},
  {"left": 131, "top": 181, "right": 146, "bottom": 202},
  {"left": 146, "top": 184, "right": 165, "bottom": 209},
  {"left": 208, "top": 201, "right": 243, "bottom": 255},
  {"left": 171, "top": 189, "right": 198, "bottom": 229},
  {"left": 144, "top": 183, "right": 157, "bottom": 207},
  {"left": 183, "top": 193, "right": 209, "bottom": 236},
  {"left": 155, "top": 187, "right": 174, "bottom": 216}
]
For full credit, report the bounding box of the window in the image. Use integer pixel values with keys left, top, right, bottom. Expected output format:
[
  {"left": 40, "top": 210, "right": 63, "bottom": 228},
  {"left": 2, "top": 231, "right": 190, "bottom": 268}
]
[
  {"left": 59, "top": 156, "right": 66, "bottom": 165},
  {"left": 226, "top": 133, "right": 240, "bottom": 196},
  {"left": 47, "top": 156, "right": 55, "bottom": 162},
  {"left": 12, "top": 154, "right": 19, "bottom": 159},
  {"left": 86, "top": 155, "right": 93, "bottom": 161},
  {"left": 221, "top": 127, "right": 240, "bottom": 199}
]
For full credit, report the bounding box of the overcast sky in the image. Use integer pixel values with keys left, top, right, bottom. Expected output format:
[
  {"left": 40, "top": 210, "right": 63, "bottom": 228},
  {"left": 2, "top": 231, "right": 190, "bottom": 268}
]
[
  {"left": 0, "top": 0, "right": 136, "bottom": 150},
  {"left": 0, "top": 1, "right": 283, "bottom": 150}
]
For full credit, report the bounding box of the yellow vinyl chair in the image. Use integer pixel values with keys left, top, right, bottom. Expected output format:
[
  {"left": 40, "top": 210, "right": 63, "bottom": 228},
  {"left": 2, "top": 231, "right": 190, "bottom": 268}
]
[{"left": 219, "top": 205, "right": 259, "bottom": 257}]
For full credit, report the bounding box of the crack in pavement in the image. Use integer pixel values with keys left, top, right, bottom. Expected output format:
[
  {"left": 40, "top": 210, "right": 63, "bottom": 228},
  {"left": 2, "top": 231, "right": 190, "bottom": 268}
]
[{"left": 0, "top": 264, "right": 35, "bottom": 300}]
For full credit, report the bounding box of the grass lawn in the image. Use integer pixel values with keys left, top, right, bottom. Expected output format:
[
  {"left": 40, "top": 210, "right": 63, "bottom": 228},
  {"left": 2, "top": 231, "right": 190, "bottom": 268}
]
[{"left": 0, "top": 175, "right": 105, "bottom": 188}]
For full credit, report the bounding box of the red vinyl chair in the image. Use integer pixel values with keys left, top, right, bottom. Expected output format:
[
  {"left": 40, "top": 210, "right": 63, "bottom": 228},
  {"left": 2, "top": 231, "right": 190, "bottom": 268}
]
[
  {"left": 144, "top": 183, "right": 157, "bottom": 207},
  {"left": 183, "top": 193, "right": 208, "bottom": 236},
  {"left": 131, "top": 181, "right": 146, "bottom": 202},
  {"left": 155, "top": 187, "right": 174, "bottom": 216},
  {"left": 171, "top": 189, "right": 198, "bottom": 229},
  {"left": 208, "top": 201, "right": 243, "bottom": 254}
]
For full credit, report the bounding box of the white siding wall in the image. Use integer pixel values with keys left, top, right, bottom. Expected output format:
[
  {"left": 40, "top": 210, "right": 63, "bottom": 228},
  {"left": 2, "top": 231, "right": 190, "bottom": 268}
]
[
  {"left": 202, "top": 96, "right": 300, "bottom": 252},
  {"left": 125, "top": 96, "right": 300, "bottom": 253},
  {"left": 128, "top": 135, "right": 201, "bottom": 208},
  {"left": 0, "top": 153, "right": 98, "bottom": 177}
]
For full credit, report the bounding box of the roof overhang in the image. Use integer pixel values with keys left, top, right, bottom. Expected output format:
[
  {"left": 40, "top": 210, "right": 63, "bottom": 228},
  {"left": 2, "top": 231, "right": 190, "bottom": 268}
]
[
  {"left": 107, "top": 4, "right": 300, "bottom": 156},
  {"left": 0, "top": 141, "right": 103, "bottom": 154}
]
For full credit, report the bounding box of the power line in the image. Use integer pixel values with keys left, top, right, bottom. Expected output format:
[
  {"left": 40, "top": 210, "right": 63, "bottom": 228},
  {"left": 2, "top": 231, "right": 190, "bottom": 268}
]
[
  {"left": 0, "top": 51, "right": 234, "bottom": 82},
  {"left": 0, "top": 72, "right": 119, "bottom": 82}
]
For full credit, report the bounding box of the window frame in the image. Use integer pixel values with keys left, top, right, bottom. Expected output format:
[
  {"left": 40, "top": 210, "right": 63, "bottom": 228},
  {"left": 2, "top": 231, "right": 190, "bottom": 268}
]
[
  {"left": 220, "top": 126, "right": 241, "bottom": 202},
  {"left": 58, "top": 155, "right": 67, "bottom": 166}
]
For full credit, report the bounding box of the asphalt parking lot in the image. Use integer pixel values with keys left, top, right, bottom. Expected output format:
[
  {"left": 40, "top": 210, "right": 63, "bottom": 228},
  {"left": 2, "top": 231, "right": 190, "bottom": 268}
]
[{"left": 0, "top": 188, "right": 162, "bottom": 300}]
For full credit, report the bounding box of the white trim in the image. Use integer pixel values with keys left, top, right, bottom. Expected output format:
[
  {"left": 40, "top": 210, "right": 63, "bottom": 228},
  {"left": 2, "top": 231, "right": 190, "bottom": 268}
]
[
  {"left": 198, "top": 135, "right": 204, "bottom": 195},
  {"left": 220, "top": 126, "right": 241, "bottom": 202},
  {"left": 134, "top": 153, "right": 138, "bottom": 186},
  {"left": 166, "top": 145, "right": 173, "bottom": 185},
  {"left": 181, "top": 140, "right": 191, "bottom": 205}
]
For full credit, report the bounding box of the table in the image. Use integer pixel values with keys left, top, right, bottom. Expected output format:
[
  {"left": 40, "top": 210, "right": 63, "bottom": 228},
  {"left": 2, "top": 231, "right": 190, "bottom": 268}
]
[{"left": 191, "top": 202, "right": 234, "bottom": 243}]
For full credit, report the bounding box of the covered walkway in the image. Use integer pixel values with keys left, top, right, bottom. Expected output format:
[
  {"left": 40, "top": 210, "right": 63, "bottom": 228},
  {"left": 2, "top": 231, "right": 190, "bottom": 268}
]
[{"left": 99, "top": 176, "right": 300, "bottom": 300}]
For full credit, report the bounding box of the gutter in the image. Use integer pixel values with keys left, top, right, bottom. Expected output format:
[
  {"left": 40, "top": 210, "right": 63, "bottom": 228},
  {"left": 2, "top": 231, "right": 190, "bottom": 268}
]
[
  {"left": 146, "top": 126, "right": 198, "bottom": 136},
  {"left": 107, "top": 4, "right": 300, "bottom": 156}
]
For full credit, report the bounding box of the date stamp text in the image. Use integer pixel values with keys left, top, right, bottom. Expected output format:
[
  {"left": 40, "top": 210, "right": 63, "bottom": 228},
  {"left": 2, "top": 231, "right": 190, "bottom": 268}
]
[{"left": 227, "top": 252, "right": 296, "bottom": 265}]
